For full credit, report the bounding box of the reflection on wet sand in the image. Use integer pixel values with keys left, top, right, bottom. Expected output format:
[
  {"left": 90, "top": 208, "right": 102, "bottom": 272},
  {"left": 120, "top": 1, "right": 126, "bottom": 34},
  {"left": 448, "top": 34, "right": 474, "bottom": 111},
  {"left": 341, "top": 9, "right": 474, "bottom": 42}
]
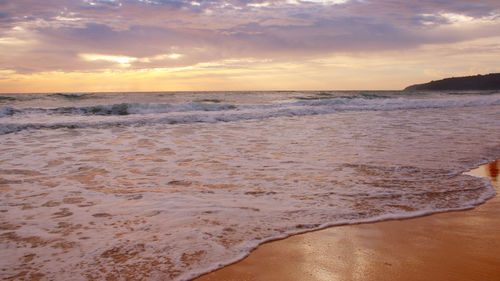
[
  {"left": 195, "top": 159, "right": 500, "bottom": 281},
  {"left": 468, "top": 159, "right": 500, "bottom": 187},
  {"left": 488, "top": 160, "right": 499, "bottom": 182},
  {"left": 2, "top": 105, "right": 500, "bottom": 280}
]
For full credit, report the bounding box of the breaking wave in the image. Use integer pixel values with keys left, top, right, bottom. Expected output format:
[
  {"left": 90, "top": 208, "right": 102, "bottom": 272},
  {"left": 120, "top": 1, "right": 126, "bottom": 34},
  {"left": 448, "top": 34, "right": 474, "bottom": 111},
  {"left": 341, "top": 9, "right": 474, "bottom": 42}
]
[{"left": 1, "top": 94, "right": 500, "bottom": 135}]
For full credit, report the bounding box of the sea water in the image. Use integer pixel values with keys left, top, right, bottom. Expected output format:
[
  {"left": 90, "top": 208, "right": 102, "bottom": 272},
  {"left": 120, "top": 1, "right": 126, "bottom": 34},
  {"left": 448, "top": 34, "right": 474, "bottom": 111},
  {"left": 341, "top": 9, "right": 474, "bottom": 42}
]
[{"left": 1, "top": 91, "right": 500, "bottom": 280}]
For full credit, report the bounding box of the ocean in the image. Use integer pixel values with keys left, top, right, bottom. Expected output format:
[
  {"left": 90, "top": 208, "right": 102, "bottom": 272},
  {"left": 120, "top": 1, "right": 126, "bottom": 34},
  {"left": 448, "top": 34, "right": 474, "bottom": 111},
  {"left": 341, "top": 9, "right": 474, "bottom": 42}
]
[{"left": 1, "top": 90, "right": 500, "bottom": 280}]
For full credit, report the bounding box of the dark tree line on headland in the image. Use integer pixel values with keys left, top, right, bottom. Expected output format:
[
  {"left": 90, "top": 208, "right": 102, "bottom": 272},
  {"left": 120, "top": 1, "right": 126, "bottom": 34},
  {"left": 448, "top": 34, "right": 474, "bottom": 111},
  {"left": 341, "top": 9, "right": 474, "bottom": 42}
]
[{"left": 405, "top": 73, "right": 500, "bottom": 91}]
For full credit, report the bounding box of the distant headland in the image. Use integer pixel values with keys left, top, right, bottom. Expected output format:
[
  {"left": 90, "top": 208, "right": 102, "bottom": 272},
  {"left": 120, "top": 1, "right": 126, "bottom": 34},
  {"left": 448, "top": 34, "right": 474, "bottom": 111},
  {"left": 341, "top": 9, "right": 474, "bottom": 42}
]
[{"left": 404, "top": 73, "right": 500, "bottom": 91}]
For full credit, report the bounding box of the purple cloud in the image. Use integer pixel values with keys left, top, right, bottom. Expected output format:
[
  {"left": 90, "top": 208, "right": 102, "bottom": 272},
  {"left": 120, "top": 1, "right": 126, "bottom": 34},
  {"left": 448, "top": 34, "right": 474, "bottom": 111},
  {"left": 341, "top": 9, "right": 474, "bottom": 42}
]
[{"left": 1, "top": 0, "right": 499, "bottom": 73}]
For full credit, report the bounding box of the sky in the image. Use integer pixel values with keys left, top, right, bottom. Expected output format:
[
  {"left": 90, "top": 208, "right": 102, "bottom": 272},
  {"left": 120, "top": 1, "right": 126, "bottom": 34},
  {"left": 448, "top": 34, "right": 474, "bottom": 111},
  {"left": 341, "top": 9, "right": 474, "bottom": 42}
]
[{"left": 0, "top": 0, "right": 500, "bottom": 92}]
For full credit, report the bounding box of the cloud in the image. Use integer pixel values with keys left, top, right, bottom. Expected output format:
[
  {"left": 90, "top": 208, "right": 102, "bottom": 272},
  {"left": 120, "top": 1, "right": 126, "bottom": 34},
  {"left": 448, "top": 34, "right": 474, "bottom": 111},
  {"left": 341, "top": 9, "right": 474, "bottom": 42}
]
[{"left": 1, "top": 0, "right": 499, "bottom": 75}]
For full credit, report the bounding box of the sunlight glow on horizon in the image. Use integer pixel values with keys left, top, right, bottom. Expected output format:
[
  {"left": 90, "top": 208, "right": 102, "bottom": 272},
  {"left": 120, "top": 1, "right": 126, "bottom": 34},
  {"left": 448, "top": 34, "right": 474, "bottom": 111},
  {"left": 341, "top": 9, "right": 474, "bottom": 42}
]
[
  {"left": 79, "top": 53, "right": 184, "bottom": 67},
  {"left": 80, "top": 54, "right": 138, "bottom": 67},
  {"left": 0, "top": 0, "right": 499, "bottom": 92},
  {"left": 3, "top": 35, "right": 500, "bottom": 93}
]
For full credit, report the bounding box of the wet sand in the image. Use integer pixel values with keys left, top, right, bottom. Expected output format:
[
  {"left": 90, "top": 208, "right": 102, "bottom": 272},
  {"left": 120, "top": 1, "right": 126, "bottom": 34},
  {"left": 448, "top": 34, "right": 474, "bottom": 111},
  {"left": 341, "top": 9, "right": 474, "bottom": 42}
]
[{"left": 195, "top": 160, "right": 500, "bottom": 281}]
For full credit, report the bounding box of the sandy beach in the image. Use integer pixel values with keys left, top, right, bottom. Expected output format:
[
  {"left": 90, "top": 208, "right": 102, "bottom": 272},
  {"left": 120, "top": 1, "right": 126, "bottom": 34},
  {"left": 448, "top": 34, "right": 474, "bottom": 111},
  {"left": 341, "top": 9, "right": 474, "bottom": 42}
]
[
  {"left": 195, "top": 160, "right": 500, "bottom": 281},
  {"left": 3, "top": 1, "right": 500, "bottom": 279}
]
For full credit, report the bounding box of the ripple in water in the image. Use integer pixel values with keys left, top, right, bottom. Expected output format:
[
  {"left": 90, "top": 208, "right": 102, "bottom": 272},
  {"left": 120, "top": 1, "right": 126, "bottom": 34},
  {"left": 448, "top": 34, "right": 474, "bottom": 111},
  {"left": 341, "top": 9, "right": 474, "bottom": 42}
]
[{"left": 0, "top": 92, "right": 499, "bottom": 280}]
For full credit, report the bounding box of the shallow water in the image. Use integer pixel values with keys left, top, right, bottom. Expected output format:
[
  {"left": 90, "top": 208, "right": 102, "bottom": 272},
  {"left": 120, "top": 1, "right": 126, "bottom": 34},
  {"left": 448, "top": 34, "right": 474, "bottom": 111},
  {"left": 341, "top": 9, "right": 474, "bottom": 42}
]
[{"left": 1, "top": 91, "right": 500, "bottom": 280}]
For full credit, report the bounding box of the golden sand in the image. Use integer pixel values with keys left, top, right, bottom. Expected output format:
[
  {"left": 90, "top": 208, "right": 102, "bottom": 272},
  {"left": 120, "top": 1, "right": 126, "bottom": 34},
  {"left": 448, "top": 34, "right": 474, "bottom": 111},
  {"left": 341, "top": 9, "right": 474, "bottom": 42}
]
[{"left": 195, "top": 160, "right": 500, "bottom": 281}]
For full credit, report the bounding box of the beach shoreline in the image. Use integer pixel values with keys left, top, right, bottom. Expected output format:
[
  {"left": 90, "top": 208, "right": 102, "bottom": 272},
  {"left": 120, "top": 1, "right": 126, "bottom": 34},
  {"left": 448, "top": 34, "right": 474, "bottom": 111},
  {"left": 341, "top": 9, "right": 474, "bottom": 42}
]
[
  {"left": 2, "top": 91, "right": 499, "bottom": 280},
  {"left": 194, "top": 160, "right": 500, "bottom": 281}
]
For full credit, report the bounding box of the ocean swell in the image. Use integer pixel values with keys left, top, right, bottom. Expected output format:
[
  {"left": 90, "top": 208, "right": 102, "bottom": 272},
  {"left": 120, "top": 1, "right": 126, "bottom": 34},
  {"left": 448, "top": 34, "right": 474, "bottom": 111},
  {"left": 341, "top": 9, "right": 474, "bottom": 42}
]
[{"left": 1, "top": 94, "right": 500, "bottom": 135}]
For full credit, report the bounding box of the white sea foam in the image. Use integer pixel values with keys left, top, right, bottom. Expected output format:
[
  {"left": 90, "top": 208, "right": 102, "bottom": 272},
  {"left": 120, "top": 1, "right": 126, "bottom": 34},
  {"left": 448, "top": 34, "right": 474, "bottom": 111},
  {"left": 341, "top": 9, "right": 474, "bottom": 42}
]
[
  {"left": 1, "top": 94, "right": 500, "bottom": 135},
  {"left": 1, "top": 91, "right": 500, "bottom": 280}
]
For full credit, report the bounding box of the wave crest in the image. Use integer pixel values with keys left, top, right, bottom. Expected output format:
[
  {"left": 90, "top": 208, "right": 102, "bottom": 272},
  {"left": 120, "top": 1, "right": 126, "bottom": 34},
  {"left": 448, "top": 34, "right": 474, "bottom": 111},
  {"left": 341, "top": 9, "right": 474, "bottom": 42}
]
[{"left": 1, "top": 95, "right": 500, "bottom": 135}]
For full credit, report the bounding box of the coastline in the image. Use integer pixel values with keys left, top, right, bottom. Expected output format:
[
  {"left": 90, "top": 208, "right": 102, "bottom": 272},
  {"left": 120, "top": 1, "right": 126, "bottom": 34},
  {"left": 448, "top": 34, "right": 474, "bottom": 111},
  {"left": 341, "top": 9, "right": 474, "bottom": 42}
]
[{"left": 194, "top": 160, "right": 500, "bottom": 281}]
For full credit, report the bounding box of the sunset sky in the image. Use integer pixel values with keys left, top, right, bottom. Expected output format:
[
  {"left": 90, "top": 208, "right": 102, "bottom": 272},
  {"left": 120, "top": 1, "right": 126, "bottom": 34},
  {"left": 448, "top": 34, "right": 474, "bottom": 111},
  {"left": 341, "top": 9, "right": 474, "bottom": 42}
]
[{"left": 1, "top": 0, "right": 500, "bottom": 92}]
